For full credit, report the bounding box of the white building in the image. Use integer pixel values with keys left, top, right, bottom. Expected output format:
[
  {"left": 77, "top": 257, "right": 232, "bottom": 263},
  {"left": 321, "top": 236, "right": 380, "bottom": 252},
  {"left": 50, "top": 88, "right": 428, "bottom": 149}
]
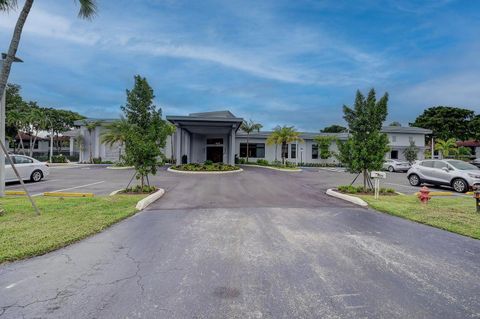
[{"left": 75, "top": 110, "right": 432, "bottom": 164}]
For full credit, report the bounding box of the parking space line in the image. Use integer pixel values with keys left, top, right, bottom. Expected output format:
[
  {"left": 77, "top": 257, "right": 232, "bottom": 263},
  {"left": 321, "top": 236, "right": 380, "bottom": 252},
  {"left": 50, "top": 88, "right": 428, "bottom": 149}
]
[{"left": 32, "top": 181, "right": 105, "bottom": 197}]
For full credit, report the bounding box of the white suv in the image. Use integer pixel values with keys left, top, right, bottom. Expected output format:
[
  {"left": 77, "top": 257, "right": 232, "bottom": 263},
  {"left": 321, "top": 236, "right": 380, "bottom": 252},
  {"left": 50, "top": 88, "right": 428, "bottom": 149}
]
[{"left": 407, "top": 159, "right": 480, "bottom": 193}]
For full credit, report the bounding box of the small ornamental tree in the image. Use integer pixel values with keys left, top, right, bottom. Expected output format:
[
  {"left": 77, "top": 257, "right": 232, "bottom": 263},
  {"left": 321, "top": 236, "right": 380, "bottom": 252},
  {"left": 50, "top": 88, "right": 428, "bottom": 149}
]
[
  {"left": 121, "top": 75, "right": 170, "bottom": 188},
  {"left": 337, "top": 89, "right": 390, "bottom": 191},
  {"left": 314, "top": 136, "right": 337, "bottom": 159},
  {"left": 403, "top": 141, "right": 419, "bottom": 164}
]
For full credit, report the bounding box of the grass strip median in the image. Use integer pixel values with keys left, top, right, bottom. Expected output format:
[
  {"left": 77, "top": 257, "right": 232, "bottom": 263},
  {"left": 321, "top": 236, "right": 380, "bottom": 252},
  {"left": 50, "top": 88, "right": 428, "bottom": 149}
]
[
  {"left": 0, "top": 195, "right": 145, "bottom": 263},
  {"left": 358, "top": 195, "right": 480, "bottom": 240}
]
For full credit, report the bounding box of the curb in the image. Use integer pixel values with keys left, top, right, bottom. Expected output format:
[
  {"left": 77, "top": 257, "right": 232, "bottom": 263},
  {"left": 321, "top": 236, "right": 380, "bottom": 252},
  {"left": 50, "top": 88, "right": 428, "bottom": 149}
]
[
  {"left": 109, "top": 189, "right": 123, "bottom": 196},
  {"left": 135, "top": 188, "right": 165, "bottom": 210},
  {"left": 167, "top": 167, "right": 243, "bottom": 174},
  {"left": 326, "top": 188, "right": 368, "bottom": 207},
  {"left": 240, "top": 164, "right": 302, "bottom": 172},
  {"left": 106, "top": 166, "right": 134, "bottom": 170}
]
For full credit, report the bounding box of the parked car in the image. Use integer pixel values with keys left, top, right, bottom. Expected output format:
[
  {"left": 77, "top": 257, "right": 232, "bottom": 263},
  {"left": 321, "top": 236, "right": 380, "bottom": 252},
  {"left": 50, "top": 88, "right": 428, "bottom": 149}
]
[
  {"left": 407, "top": 159, "right": 480, "bottom": 193},
  {"left": 471, "top": 158, "right": 480, "bottom": 168},
  {"left": 383, "top": 159, "right": 411, "bottom": 172},
  {"left": 5, "top": 154, "right": 49, "bottom": 183}
]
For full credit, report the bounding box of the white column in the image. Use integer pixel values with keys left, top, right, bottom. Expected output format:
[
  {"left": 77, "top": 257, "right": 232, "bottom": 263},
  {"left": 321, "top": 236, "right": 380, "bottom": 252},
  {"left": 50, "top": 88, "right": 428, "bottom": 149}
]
[
  {"left": 176, "top": 127, "right": 182, "bottom": 165},
  {"left": 229, "top": 127, "right": 235, "bottom": 165},
  {"left": 69, "top": 137, "right": 74, "bottom": 156}
]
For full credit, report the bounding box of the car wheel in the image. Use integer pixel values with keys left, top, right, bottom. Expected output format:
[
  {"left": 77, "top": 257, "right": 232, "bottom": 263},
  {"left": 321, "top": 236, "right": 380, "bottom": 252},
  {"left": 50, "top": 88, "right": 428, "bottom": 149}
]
[
  {"left": 388, "top": 166, "right": 395, "bottom": 173},
  {"left": 452, "top": 178, "right": 468, "bottom": 193},
  {"left": 408, "top": 174, "right": 421, "bottom": 186},
  {"left": 30, "top": 170, "right": 43, "bottom": 182}
]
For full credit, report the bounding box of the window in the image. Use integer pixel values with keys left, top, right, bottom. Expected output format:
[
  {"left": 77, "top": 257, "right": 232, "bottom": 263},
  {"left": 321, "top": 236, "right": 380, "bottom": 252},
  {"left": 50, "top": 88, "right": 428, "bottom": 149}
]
[
  {"left": 390, "top": 150, "right": 398, "bottom": 159},
  {"left": 206, "top": 138, "right": 223, "bottom": 145},
  {"left": 290, "top": 144, "right": 296, "bottom": 159},
  {"left": 282, "top": 144, "right": 288, "bottom": 159},
  {"left": 433, "top": 161, "right": 449, "bottom": 170},
  {"left": 14, "top": 156, "right": 33, "bottom": 164},
  {"left": 391, "top": 135, "right": 397, "bottom": 142},
  {"left": 239, "top": 143, "right": 265, "bottom": 158},
  {"left": 312, "top": 144, "right": 318, "bottom": 159},
  {"left": 421, "top": 160, "right": 434, "bottom": 168}
]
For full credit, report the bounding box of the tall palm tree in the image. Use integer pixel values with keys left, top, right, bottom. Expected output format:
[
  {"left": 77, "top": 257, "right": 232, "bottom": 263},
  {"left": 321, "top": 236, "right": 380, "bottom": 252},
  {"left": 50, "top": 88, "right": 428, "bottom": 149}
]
[
  {"left": 6, "top": 108, "right": 26, "bottom": 154},
  {"left": 85, "top": 120, "right": 101, "bottom": 163},
  {"left": 240, "top": 119, "right": 262, "bottom": 163},
  {"left": 100, "top": 118, "right": 130, "bottom": 162},
  {"left": 435, "top": 138, "right": 458, "bottom": 159},
  {"left": 26, "top": 106, "right": 47, "bottom": 157},
  {"left": 267, "top": 126, "right": 303, "bottom": 164}
]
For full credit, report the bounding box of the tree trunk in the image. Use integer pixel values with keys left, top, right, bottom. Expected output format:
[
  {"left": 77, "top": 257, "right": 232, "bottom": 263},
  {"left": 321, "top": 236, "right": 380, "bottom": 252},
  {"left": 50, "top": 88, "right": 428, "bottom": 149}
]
[
  {"left": 246, "top": 135, "right": 249, "bottom": 163},
  {"left": 30, "top": 133, "right": 38, "bottom": 157},
  {"left": 0, "top": 0, "right": 34, "bottom": 102},
  {"left": 363, "top": 169, "right": 368, "bottom": 191},
  {"left": 18, "top": 131, "right": 26, "bottom": 155}
]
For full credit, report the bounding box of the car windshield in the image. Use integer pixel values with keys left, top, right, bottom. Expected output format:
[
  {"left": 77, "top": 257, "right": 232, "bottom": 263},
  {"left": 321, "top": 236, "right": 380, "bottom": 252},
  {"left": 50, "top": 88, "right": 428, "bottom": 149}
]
[{"left": 446, "top": 160, "right": 479, "bottom": 170}]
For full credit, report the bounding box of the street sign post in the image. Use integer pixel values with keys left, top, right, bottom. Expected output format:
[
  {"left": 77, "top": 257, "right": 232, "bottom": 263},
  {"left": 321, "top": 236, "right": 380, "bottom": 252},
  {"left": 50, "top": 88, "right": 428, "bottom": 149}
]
[{"left": 371, "top": 171, "right": 386, "bottom": 199}]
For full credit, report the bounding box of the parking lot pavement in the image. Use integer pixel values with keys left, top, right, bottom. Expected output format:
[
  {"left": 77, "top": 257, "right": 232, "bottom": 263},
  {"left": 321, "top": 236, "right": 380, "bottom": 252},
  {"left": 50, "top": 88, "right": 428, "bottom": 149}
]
[
  {"left": 1, "top": 165, "right": 479, "bottom": 318},
  {"left": 5, "top": 165, "right": 137, "bottom": 196}
]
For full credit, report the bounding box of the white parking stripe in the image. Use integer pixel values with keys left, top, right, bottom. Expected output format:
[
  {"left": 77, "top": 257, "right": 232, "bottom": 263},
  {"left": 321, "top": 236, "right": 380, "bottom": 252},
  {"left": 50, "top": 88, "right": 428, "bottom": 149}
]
[{"left": 32, "top": 181, "right": 105, "bottom": 197}]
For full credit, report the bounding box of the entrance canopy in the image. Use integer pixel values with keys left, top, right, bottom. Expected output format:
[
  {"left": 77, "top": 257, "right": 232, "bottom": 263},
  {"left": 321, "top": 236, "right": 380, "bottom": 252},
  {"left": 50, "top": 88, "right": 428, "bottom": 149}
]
[{"left": 166, "top": 111, "right": 243, "bottom": 164}]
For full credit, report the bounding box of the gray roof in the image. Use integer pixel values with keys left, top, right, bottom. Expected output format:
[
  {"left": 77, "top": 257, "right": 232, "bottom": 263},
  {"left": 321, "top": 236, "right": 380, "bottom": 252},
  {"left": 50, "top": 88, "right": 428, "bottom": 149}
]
[
  {"left": 381, "top": 126, "right": 432, "bottom": 134},
  {"left": 166, "top": 110, "right": 243, "bottom": 125},
  {"left": 73, "top": 118, "right": 116, "bottom": 126},
  {"left": 188, "top": 110, "right": 236, "bottom": 118}
]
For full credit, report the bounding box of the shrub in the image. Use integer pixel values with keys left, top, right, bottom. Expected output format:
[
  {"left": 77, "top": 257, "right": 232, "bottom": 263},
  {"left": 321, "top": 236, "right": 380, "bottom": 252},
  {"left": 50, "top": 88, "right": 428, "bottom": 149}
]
[
  {"left": 337, "top": 185, "right": 396, "bottom": 195},
  {"left": 124, "top": 185, "right": 157, "bottom": 193},
  {"left": 92, "top": 157, "right": 102, "bottom": 164},
  {"left": 256, "top": 159, "right": 269, "bottom": 166},
  {"left": 171, "top": 163, "right": 240, "bottom": 171},
  {"left": 51, "top": 154, "right": 67, "bottom": 163},
  {"left": 204, "top": 160, "right": 214, "bottom": 165}
]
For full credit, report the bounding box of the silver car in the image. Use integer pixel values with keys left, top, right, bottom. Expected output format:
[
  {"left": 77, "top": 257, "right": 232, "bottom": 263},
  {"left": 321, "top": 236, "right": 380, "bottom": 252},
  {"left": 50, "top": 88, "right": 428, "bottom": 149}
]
[
  {"left": 383, "top": 159, "right": 411, "bottom": 172},
  {"left": 407, "top": 159, "right": 480, "bottom": 193},
  {"left": 6, "top": 154, "right": 49, "bottom": 183}
]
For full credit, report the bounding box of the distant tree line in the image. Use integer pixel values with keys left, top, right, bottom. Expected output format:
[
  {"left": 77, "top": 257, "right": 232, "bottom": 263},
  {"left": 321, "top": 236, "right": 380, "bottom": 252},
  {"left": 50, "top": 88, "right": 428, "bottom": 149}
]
[{"left": 5, "top": 83, "right": 84, "bottom": 156}]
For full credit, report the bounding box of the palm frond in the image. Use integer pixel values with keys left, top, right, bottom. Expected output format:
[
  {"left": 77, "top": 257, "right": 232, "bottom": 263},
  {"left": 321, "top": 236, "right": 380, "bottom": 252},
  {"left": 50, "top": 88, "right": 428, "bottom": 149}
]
[
  {"left": 0, "top": 0, "right": 17, "bottom": 11},
  {"left": 76, "top": 0, "right": 97, "bottom": 19}
]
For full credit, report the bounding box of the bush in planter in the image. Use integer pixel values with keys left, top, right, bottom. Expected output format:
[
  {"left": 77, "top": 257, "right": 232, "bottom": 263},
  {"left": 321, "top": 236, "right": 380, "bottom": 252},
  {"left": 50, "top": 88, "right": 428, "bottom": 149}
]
[
  {"left": 238, "top": 158, "right": 246, "bottom": 164},
  {"left": 337, "top": 185, "right": 395, "bottom": 194},
  {"left": 92, "top": 157, "right": 102, "bottom": 164},
  {"left": 51, "top": 154, "right": 67, "bottom": 163},
  {"left": 124, "top": 185, "right": 157, "bottom": 193},
  {"left": 256, "top": 159, "right": 269, "bottom": 166},
  {"left": 204, "top": 160, "right": 214, "bottom": 165}
]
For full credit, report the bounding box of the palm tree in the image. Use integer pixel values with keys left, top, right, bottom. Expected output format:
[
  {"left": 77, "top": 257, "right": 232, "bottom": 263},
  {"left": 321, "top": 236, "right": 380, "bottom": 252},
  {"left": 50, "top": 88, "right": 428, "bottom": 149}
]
[
  {"left": 240, "top": 119, "right": 262, "bottom": 163},
  {"left": 26, "top": 106, "right": 47, "bottom": 157},
  {"left": 6, "top": 108, "right": 27, "bottom": 154},
  {"left": 435, "top": 138, "right": 458, "bottom": 159},
  {"left": 267, "top": 126, "right": 303, "bottom": 164},
  {"left": 84, "top": 120, "right": 101, "bottom": 163},
  {"left": 100, "top": 118, "right": 130, "bottom": 162}
]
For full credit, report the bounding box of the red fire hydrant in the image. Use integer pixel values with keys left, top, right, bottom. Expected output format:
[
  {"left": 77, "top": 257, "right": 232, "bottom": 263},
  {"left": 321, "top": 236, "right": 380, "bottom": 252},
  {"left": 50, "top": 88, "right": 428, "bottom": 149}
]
[{"left": 417, "top": 186, "right": 431, "bottom": 204}]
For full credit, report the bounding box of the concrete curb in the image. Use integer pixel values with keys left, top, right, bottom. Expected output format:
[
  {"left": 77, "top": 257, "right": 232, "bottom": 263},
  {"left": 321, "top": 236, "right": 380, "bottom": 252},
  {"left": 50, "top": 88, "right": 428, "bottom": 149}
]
[
  {"left": 109, "top": 189, "right": 123, "bottom": 196},
  {"left": 135, "top": 188, "right": 165, "bottom": 210},
  {"left": 326, "top": 188, "right": 368, "bottom": 207},
  {"left": 106, "top": 166, "right": 134, "bottom": 170},
  {"left": 167, "top": 167, "right": 243, "bottom": 174},
  {"left": 240, "top": 164, "right": 302, "bottom": 172}
]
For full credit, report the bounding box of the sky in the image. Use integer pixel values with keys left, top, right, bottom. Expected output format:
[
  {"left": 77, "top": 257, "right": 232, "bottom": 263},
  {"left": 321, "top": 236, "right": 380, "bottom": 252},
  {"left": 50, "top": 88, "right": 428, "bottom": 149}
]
[{"left": 1, "top": 0, "right": 479, "bottom": 131}]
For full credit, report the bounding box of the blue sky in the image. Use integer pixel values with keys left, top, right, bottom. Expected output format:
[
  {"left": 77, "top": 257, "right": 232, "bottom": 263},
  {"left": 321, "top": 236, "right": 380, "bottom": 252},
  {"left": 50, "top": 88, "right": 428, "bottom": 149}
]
[{"left": 1, "top": 0, "right": 479, "bottom": 131}]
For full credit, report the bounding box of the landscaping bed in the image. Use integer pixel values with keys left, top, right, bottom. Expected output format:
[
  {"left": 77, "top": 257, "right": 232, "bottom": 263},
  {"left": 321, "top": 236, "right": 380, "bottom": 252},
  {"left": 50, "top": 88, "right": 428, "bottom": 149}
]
[
  {"left": 238, "top": 159, "right": 299, "bottom": 170},
  {"left": 337, "top": 185, "right": 396, "bottom": 195},
  {"left": 0, "top": 195, "right": 145, "bottom": 263},
  {"left": 358, "top": 195, "right": 480, "bottom": 239},
  {"left": 171, "top": 162, "right": 240, "bottom": 171}
]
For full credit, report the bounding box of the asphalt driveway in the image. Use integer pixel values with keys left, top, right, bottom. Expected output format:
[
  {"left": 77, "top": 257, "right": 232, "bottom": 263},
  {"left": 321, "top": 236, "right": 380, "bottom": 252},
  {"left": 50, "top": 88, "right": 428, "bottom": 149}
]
[{"left": 1, "top": 166, "right": 479, "bottom": 318}]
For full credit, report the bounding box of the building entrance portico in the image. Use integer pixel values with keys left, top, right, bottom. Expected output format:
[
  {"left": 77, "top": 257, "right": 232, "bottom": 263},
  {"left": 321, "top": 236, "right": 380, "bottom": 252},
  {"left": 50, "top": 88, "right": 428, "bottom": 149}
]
[{"left": 166, "top": 111, "right": 243, "bottom": 165}]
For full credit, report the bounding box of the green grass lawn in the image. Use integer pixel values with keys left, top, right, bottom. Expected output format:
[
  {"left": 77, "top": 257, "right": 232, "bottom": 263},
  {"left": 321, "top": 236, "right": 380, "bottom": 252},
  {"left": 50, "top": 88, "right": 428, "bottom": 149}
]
[
  {"left": 358, "top": 195, "right": 480, "bottom": 239},
  {"left": 0, "top": 195, "right": 145, "bottom": 263}
]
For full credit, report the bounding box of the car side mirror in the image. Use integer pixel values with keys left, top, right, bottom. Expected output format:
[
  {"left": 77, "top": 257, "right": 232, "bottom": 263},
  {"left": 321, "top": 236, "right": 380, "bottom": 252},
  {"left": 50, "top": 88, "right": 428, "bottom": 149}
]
[{"left": 442, "top": 167, "right": 449, "bottom": 172}]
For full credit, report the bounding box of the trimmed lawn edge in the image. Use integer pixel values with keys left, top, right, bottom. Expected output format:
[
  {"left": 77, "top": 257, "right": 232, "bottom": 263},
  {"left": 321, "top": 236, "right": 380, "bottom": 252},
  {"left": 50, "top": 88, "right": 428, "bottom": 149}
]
[
  {"left": 0, "top": 195, "right": 149, "bottom": 264},
  {"left": 325, "top": 188, "right": 368, "bottom": 207}
]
